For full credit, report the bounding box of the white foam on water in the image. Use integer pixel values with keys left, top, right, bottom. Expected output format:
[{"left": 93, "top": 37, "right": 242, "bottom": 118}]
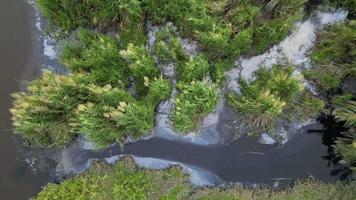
[
  {"left": 104, "top": 156, "right": 121, "bottom": 165},
  {"left": 43, "top": 37, "right": 57, "bottom": 59},
  {"left": 29, "top": 0, "right": 58, "bottom": 60},
  {"left": 132, "top": 156, "right": 223, "bottom": 186},
  {"left": 227, "top": 10, "right": 348, "bottom": 92},
  {"left": 259, "top": 133, "right": 277, "bottom": 145}
]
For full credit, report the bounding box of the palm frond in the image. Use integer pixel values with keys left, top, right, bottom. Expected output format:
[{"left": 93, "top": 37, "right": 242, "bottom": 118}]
[{"left": 334, "top": 100, "right": 356, "bottom": 128}]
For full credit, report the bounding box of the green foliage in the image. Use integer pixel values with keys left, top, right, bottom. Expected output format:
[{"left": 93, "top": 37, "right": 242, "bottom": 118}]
[
  {"left": 37, "top": 0, "right": 143, "bottom": 33},
  {"left": 10, "top": 70, "right": 95, "bottom": 147},
  {"left": 75, "top": 86, "right": 143, "bottom": 148},
  {"left": 34, "top": 156, "right": 190, "bottom": 200},
  {"left": 329, "top": 0, "right": 356, "bottom": 18},
  {"left": 173, "top": 81, "right": 218, "bottom": 133},
  {"left": 252, "top": 0, "right": 304, "bottom": 53},
  {"left": 78, "top": 77, "right": 171, "bottom": 148},
  {"left": 145, "top": 76, "right": 172, "bottom": 105},
  {"left": 145, "top": 0, "right": 304, "bottom": 61},
  {"left": 153, "top": 27, "right": 187, "bottom": 63},
  {"left": 311, "top": 21, "right": 355, "bottom": 65},
  {"left": 120, "top": 44, "right": 160, "bottom": 96},
  {"left": 177, "top": 55, "right": 210, "bottom": 83},
  {"left": 333, "top": 100, "right": 356, "bottom": 172},
  {"left": 303, "top": 63, "right": 345, "bottom": 92},
  {"left": 228, "top": 65, "right": 312, "bottom": 133},
  {"left": 305, "top": 21, "right": 356, "bottom": 92},
  {"left": 191, "top": 180, "right": 356, "bottom": 200},
  {"left": 334, "top": 100, "right": 356, "bottom": 128},
  {"left": 210, "top": 59, "right": 235, "bottom": 84},
  {"left": 60, "top": 29, "right": 130, "bottom": 87},
  {"left": 11, "top": 69, "right": 171, "bottom": 148}
]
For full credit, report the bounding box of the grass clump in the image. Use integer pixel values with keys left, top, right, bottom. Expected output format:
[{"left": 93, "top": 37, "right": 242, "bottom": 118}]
[
  {"left": 191, "top": 180, "right": 356, "bottom": 200},
  {"left": 37, "top": 0, "right": 143, "bottom": 33},
  {"left": 304, "top": 21, "right": 356, "bottom": 93},
  {"left": 153, "top": 26, "right": 187, "bottom": 64},
  {"left": 10, "top": 70, "right": 93, "bottom": 147},
  {"left": 11, "top": 69, "right": 171, "bottom": 148},
  {"left": 77, "top": 77, "right": 171, "bottom": 148},
  {"left": 34, "top": 156, "right": 190, "bottom": 200},
  {"left": 228, "top": 64, "right": 324, "bottom": 134},
  {"left": 145, "top": 0, "right": 305, "bottom": 60},
  {"left": 177, "top": 55, "right": 210, "bottom": 83},
  {"left": 333, "top": 99, "right": 356, "bottom": 172},
  {"left": 60, "top": 29, "right": 130, "bottom": 87},
  {"left": 328, "top": 0, "right": 356, "bottom": 18},
  {"left": 173, "top": 81, "right": 218, "bottom": 133},
  {"left": 120, "top": 44, "right": 160, "bottom": 97}
]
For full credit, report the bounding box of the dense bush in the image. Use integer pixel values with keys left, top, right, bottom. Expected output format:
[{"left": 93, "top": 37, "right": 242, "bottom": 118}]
[
  {"left": 334, "top": 99, "right": 356, "bottom": 172},
  {"left": 145, "top": 0, "right": 305, "bottom": 61},
  {"left": 37, "top": 0, "right": 143, "bottom": 33},
  {"left": 35, "top": 156, "right": 190, "bottom": 200},
  {"left": 153, "top": 27, "right": 187, "bottom": 63},
  {"left": 304, "top": 21, "right": 356, "bottom": 92},
  {"left": 35, "top": 156, "right": 356, "bottom": 200},
  {"left": 177, "top": 55, "right": 210, "bottom": 83},
  {"left": 191, "top": 180, "right": 356, "bottom": 200},
  {"left": 228, "top": 65, "right": 323, "bottom": 134},
  {"left": 78, "top": 77, "right": 171, "bottom": 148},
  {"left": 173, "top": 81, "right": 218, "bottom": 133},
  {"left": 329, "top": 0, "right": 356, "bottom": 18},
  {"left": 10, "top": 70, "right": 94, "bottom": 147},
  {"left": 11, "top": 69, "right": 171, "bottom": 148},
  {"left": 60, "top": 29, "right": 130, "bottom": 87},
  {"left": 120, "top": 44, "right": 160, "bottom": 96}
]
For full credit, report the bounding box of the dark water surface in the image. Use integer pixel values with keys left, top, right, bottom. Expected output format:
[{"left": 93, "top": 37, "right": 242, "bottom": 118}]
[
  {"left": 88, "top": 122, "right": 349, "bottom": 185},
  {"left": 0, "top": 0, "right": 49, "bottom": 199}
]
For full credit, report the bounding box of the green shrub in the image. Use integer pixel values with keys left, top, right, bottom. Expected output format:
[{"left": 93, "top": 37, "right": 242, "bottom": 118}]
[
  {"left": 305, "top": 21, "right": 356, "bottom": 92},
  {"left": 329, "top": 0, "right": 356, "bottom": 18},
  {"left": 143, "top": 0, "right": 305, "bottom": 80},
  {"left": 78, "top": 101, "right": 154, "bottom": 148},
  {"left": 228, "top": 65, "right": 307, "bottom": 133},
  {"left": 173, "top": 81, "right": 218, "bottom": 133},
  {"left": 77, "top": 77, "right": 171, "bottom": 148},
  {"left": 333, "top": 100, "right": 356, "bottom": 172},
  {"left": 10, "top": 70, "right": 95, "bottom": 147},
  {"left": 153, "top": 27, "right": 187, "bottom": 63},
  {"left": 37, "top": 0, "right": 143, "bottom": 33},
  {"left": 191, "top": 180, "right": 356, "bottom": 200},
  {"left": 143, "top": 0, "right": 208, "bottom": 34},
  {"left": 252, "top": 0, "right": 304, "bottom": 53},
  {"left": 145, "top": 76, "right": 172, "bottom": 105},
  {"left": 11, "top": 69, "right": 170, "bottom": 148},
  {"left": 60, "top": 29, "right": 130, "bottom": 87},
  {"left": 303, "top": 64, "right": 345, "bottom": 92},
  {"left": 120, "top": 44, "right": 160, "bottom": 96},
  {"left": 311, "top": 22, "right": 355, "bottom": 66},
  {"left": 34, "top": 156, "right": 190, "bottom": 200},
  {"left": 210, "top": 59, "right": 235, "bottom": 84},
  {"left": 285, "top": 91, "right": 325, "bottom": 121},
  {"left": 196, "top": 23, "right": 233, "bottom": 59},
  {"left": 177, "top": 55, "right": 210, "bottom": 83}
]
